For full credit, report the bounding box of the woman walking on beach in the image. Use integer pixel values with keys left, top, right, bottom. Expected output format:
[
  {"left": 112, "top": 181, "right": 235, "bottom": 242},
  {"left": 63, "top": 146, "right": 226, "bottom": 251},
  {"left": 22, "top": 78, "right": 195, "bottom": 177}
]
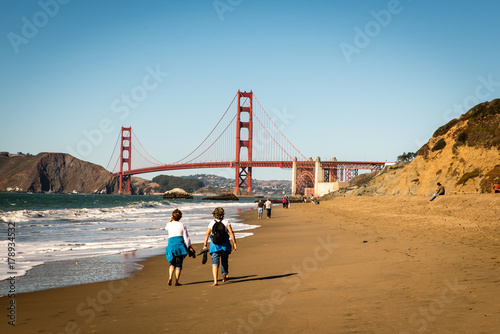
[
  {"left": 203, "top": 207, "right": 237, "bottom": 286},
  {"left": 265, "top": 198, "right": 272, "bottom": 218},
  {"left": 165, "top": 209, "right": 193, "bottom": 286},
  {"left": 256, "top": 200, "right": 264, "bottom": 219}
]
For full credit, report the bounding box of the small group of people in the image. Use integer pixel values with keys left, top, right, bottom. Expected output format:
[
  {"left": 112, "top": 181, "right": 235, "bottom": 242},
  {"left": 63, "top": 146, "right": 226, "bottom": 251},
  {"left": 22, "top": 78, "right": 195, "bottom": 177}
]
[
  {"left": 256, "top": 198, "right": 273, "bottom": 219},
  {"left": 164, "top": 207, "right": 237, "bottom": 286},
  {"left": 310, "top": 194, "right": 320, "bottom": 205},
  {"left": 282, "top": 196, "right": 289, "bottom": 209}
]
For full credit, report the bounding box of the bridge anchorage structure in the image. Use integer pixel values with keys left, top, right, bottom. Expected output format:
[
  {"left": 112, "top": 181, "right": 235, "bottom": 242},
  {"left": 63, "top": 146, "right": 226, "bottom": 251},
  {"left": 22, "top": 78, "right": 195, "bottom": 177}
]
[{"left": 108, "top": 90, "right": 388, "bottom": 195}]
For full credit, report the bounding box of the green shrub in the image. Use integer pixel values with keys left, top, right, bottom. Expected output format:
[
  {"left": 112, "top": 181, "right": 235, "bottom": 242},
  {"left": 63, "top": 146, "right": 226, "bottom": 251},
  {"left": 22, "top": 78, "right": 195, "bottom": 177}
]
[
  {"left": 396, "top": 152, "right": 417, "bottom": 162},
  {"left": 431, "top": 138, "right": 447, "bottom": 151},
  {"left": 456, "top": 169, "right": 481, "bottom": 185},
  {"left": 456, "top": 132, "right": 467, "bottom": 143}
]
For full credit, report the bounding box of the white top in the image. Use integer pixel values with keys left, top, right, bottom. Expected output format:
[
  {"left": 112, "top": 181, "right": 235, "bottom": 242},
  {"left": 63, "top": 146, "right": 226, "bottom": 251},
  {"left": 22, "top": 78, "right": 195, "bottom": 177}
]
[
  {"left": 265, "top": 200, "right": 272, "bottom": 209},
  {"left": 165, "top": 220, "right": 191, "bottom": 247},
  {"left": 208, "top": 219, "right": 231, "bottom": 232}
]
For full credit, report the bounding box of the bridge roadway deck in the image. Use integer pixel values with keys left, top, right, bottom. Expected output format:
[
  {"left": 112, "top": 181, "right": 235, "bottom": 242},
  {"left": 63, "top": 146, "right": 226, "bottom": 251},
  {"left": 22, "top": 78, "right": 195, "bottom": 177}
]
[{"left": 114, "top": 160, "right": 386, "bottom": 176}]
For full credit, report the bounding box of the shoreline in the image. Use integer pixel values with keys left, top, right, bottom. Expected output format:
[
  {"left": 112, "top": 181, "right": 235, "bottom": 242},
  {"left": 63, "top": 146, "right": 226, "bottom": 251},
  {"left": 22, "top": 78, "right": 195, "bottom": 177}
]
[
  {"left": 2, "top": 195, "right": 499, "bottom": 333},
  {"left": 0, "top": 205, "right": 258, "bottom": 295}
]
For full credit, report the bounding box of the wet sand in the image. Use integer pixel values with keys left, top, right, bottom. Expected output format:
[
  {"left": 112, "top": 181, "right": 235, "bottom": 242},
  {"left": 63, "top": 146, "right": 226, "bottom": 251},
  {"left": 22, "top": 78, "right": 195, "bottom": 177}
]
[{"left": 2, "top": 194, "right": 500, "bottom": 333}]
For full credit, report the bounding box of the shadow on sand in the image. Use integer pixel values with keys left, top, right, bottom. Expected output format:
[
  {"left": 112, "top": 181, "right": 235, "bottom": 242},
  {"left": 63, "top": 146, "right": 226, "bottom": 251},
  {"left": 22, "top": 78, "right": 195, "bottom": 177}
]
[{"left": 184, "top": 273, "right": 297, "bottom": 286}]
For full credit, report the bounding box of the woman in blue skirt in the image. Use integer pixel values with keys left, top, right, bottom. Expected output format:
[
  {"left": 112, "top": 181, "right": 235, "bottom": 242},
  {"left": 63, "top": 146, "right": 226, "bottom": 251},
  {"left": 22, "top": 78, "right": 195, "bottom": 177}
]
[{"left": 165, "top": 209, "right": 193, "bottom": 286}]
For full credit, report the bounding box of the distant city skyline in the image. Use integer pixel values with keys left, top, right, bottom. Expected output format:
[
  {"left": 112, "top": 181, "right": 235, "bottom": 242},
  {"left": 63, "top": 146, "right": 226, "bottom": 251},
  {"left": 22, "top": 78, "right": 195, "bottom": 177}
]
[{"left": 1, "top": 0, "right": 499, "bottom": 180}]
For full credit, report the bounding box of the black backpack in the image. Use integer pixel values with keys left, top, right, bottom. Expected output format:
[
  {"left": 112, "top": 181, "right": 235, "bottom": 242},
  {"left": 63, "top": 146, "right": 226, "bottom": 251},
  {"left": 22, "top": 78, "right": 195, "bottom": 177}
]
[{"left": 211, "top": 220, "right": 227, "bottom": 245}]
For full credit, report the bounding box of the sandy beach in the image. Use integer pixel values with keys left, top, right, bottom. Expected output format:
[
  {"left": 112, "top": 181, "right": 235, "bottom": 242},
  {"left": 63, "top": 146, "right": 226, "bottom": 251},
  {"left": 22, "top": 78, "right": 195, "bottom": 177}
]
[{"left": 2, "top": 194, "right": 500, "bottom": 333}]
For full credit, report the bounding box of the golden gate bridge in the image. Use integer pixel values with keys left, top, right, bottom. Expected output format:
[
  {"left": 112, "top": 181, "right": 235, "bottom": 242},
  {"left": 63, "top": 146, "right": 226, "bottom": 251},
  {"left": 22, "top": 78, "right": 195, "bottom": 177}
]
[{"left": 107, "top": 91, "right": 386, "bottom": 195}]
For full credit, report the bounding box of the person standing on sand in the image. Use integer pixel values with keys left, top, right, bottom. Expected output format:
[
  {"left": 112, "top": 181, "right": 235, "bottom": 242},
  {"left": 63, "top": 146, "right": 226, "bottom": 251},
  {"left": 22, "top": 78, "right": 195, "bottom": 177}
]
[
  {"left": 265, "top": 198, "right": 272, "bottom": 218},
  {"left": 256, "top": 200, "right": 264, "bottom": 219},
  {"left": 493, "top": 183, "right": 500, "bottom": 193},
  {"left": 165, "top": 209, "right": 194, "bottom": 286},
  {"left": 203, "top": 207, "right": 237, "bottom": 286},
  {"left": 428, "top": 182, "right": 445, "bottom": 202}
]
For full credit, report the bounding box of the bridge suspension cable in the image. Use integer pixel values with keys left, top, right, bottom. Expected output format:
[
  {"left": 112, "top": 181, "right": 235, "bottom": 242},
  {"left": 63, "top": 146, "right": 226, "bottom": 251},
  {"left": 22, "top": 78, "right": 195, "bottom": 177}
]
[
  {"left": 172, "top": 92, "right": 238, "bottom": 165},
  {"left": 106, "top": 131, "right": 121, "bottom": 171},
  {"left": 182, "top": 114, "right": 237, "bottom": 164},
  {"left": 131, "top": 129, "right": 166, "bottom": 166},
  {"left": 253, "top": 94, "right": 308, "bottom": 161}
]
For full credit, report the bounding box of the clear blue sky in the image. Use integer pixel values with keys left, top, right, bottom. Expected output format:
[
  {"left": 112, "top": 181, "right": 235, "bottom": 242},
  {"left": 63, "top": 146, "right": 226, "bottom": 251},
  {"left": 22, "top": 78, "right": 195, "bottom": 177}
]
[{"left": 1, "top": 0, "right": 500, "bottom": 180}]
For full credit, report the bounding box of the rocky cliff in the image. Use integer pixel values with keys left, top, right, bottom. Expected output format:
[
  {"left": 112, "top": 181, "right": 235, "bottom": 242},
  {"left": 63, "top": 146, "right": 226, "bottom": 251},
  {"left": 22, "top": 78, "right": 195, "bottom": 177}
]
[
  {"left": 0, "top": 152, "right": 119, "bottom": 194},
  {"left": 348, "top": 99, "right": 500, "bottom": 196}
]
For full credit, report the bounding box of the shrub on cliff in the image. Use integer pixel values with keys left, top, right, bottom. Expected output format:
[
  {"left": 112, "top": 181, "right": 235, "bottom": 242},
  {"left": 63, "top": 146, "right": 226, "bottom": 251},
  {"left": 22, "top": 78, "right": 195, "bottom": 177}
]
[
  {"left": 396, "top": 152, "right": 416, "bottom": 162},
  {"left": 431, "top": 138, "right": 447, "bottom": 152},
  {"left": 456, "top": 169, "right": 481, "bottom": 186}
]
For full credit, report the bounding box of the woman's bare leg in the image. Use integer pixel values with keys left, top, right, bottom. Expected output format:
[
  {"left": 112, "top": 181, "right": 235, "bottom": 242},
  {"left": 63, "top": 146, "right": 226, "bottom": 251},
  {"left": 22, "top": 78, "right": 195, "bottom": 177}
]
[
  {"left": 175, "top": 269, "right": 182, "bottom": 286},
  {"left": 212, "top": 265, "right": 219, "bottom": 286},
  {"left": 168, "top": 266, "right": 174, "bottom": 286}
]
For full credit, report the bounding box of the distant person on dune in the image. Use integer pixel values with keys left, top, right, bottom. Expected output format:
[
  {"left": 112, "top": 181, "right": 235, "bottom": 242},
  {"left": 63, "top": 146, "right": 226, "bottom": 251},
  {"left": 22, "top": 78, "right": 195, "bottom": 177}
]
[
  {"left": 428, "top": 182, "right": 445, "bottom": 203},
  {"left": 493, "top": 183, "right": 500, "bottom": 193}
]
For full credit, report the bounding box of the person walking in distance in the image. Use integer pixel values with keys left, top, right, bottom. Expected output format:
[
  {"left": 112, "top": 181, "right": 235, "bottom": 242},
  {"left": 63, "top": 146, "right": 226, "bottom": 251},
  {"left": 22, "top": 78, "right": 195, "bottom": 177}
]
[
  {"left": 265, "top": 198, "right": 272, "bottom": 219},
  {"left": 256, "top": 200, "right": 264, "bottom": 219}
]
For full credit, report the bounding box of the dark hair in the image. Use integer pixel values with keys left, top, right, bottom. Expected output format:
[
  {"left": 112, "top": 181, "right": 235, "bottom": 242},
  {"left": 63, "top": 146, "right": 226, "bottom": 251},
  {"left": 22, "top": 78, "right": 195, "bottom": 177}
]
[
  {"left": 212, "top": 207, "right": 224, "bottom": 220},
  {"left": 172, "top": 209, "right": 182, "bottom": 221},
  {"left": 437, "top": 182, "right": 441, "bottom": 186}
]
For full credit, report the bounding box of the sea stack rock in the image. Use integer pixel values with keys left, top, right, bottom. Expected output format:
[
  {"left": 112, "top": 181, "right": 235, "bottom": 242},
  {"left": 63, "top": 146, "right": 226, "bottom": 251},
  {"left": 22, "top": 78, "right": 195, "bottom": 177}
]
[
  {"left": 202, "top": 193, "right": 239, "bottom": 201},
  {"left": 163, "top": 188, "right": 193, "bottom": 199}
]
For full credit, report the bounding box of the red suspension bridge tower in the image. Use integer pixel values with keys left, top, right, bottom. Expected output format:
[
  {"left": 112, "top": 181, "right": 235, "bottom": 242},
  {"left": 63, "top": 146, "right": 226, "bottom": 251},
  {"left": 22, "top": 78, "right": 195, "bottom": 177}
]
[
  {"left": 119, "top": 126, "right": 132, "bottom": 194},
  {"left": 234, "top": 90, "right": 253, "bottom": 195}
]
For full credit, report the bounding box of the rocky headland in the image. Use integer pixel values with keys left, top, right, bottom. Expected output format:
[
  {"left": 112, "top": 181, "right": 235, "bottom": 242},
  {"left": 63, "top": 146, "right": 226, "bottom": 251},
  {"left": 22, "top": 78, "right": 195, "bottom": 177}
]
[{"left": 0, "top": 152, "right": 119, "bottom": 194}]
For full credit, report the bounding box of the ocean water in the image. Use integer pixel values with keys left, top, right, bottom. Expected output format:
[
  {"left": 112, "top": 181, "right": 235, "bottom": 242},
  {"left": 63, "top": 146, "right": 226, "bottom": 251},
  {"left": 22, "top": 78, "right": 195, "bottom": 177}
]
[{"left": 0, "top": 193, "right": 258, "bottom": 294}]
